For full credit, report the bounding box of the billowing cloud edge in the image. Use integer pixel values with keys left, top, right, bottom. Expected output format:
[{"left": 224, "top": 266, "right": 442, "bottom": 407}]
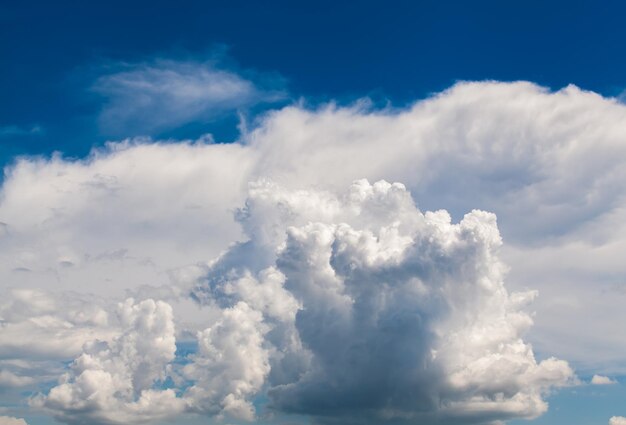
[{"left": 31, "top": 179, "right": 575, "bottom": 425}]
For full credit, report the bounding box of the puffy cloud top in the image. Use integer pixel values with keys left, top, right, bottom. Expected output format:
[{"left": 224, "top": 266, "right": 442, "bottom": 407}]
[
  {"left": 35, "top": 299, "right": 184, "bottom": 424},
  {"left": 29, "top": 179, "right": 574, "bottom": 425},
  {"left": 188, "top": 179, "right": 574, "bottom": 424}
]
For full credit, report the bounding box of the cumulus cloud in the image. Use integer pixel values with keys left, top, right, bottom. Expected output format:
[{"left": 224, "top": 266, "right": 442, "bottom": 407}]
[
  {"left": 249, "top": 83, "right": 626, "bottom": 244},
  {"left": 242, "top": 82, "right": 626, "bottom": 373},
  {"left": 592, "top": 374, "right": 617, "bottom": 385},
  {"left": 610, "top": 417, "right": 626, "bottom": 425},
  {"left": 0, "top": 416, "right": 28, "bottom": 425},
  {"left": 28, "top": 179, "right": 574, "bottom": 425},
  {"left": 5, "top": 81, "right": 626, "bottom": 422},
  {"left": 35, "top": 298, "right": 184, "bottom": 424},
  {"left": 186, "top": 180, "right": 573, "bottom": 424},
  {"left": 94, "top": 59, "right": 286, "bottom": 136},
  {"left": 183, "top": 301, "right": 271, "bottom": 420}
]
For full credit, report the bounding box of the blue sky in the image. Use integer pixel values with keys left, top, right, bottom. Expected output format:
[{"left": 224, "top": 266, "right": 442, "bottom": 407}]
[
  {"left": 2, "top": 2, "right": 626, "bottom": 425},
  {"left": 3, "top": 0, "right": 626, "bottom": 163}
]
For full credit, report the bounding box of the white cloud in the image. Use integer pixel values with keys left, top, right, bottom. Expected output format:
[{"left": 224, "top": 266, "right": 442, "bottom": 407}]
[
  {"left": 0, "top": 289, "right": 114, "bottom": 361},
  {"left": 4, "top": 81, "right": 626, "bottom": 422},
  {"left": 610, "top": 417, "right": 626, "bottom": 425},
  {"left": 0, "top": 140, "right": 251, "bottom": 297},
  {"left": 0, "top": 370, "right": 34, "bottom": 388},
  {"left": 245, "top": 83, "right": 626, "bottom": 373},
  {"left": 186, "top": 180, "right": 573, "bottom": 424},
  {"left": 35, "top": 298, "right": 185, "bottom": 424},
  {"left": 0, "top": 416, "right": 28, "bottom": 425},
  {"left": 26, "top": 179, "right": 574, "bottom": 425},
  {"left": 183, "top": 301, "right": 271, "bottom": 421},
  {"left": 94, "top": 59, "right": 286, "bottom": 136},
  {"left": 592, "top": 374, "right": 617, "bottom": 385}
]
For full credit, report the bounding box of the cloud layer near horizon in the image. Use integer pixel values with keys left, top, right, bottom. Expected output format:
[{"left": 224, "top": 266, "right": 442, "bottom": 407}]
[{"left": 2, "top": 81, "right": 626, "bottom": 423}]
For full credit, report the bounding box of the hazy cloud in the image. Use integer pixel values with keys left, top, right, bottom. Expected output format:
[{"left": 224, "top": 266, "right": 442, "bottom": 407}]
[
  {"left": 0, "top": 125, "right": 43, "bottom": 138},
  {"left": 0, "top": 417, "right": 29, "bottom": 425},
  {"left": 0, "top": 289, "right": 114, "bottom": 361},
  {"left": 93, "top": 59, "right": 286, "bottom": 136},
  {"left": 592, "top": 375, "right": 617, "bottom": 385},
  {"left": 0, "top": 370, "right": 34, "bottom": 388}
]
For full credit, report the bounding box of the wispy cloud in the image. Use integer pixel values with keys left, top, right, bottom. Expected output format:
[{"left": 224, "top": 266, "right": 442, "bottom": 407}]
[
  {"left": 0, "top": 125, "right": 43, "bottom": 138},
  {"left": 93, "top": 59, "right": 287, "bottom": 137}
]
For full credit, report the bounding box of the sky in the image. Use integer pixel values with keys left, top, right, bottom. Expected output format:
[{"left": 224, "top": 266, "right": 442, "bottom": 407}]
[{"left": 2, "top": 1, "right": 626, "bottom": 425}]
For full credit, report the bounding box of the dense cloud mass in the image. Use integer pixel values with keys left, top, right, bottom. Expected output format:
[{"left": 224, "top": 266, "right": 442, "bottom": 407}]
[
  {"left": 3, "top": 81, "right": 626, "bottom": 423},
  {"left": 35, "top": 180, "right": 572, "bottom": 424},
  {"left": 189, "top": 180, "right": 573, "bottom": 424},
  {"left": 34, "top": 299, "right": 184, "bottom": 424}
]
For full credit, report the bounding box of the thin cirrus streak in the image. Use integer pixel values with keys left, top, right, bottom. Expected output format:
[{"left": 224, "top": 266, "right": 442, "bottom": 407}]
[{"left": 93, "top": 58, "right": 287, "bottom": 137}]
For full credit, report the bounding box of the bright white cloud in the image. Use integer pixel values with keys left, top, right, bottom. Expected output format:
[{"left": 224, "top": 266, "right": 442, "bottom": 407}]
[
  {"left": 185, "top": 180, "right": 574, "bottom": 424},
  {"left": 592, "top": 374, "right": 617, "bottom": 385},
  {"left": 3, "top": 81, "right": 626, "bottom": 423},
  {"left": 34, "top": 298, "right": 185, "bottom": 424},
  {"left": 94, "top": 59, "right": 286, "bottom": 136},
  {"left": 0, "top": 140, "right": 251, "bottom": 297},
  {"left": 183, "top": 301, "right": 271, "bottom": 421},
  {"left": 246, "top": 83, "right": 626, "bottom": 373},
  {"left": 27, "top": 179, "right": 575, "bottom": 425},
  {"left": 610, "top": 417, "right": 626, "bottom": 425}
]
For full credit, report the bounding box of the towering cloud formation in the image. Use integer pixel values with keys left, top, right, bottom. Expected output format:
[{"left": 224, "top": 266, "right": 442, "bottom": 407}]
[
  {"left": 183, "top": 301, "right": 271, "bottom": 420},
  {"left": 187, "top": 179, "right": 573, "bottom": 424}
]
